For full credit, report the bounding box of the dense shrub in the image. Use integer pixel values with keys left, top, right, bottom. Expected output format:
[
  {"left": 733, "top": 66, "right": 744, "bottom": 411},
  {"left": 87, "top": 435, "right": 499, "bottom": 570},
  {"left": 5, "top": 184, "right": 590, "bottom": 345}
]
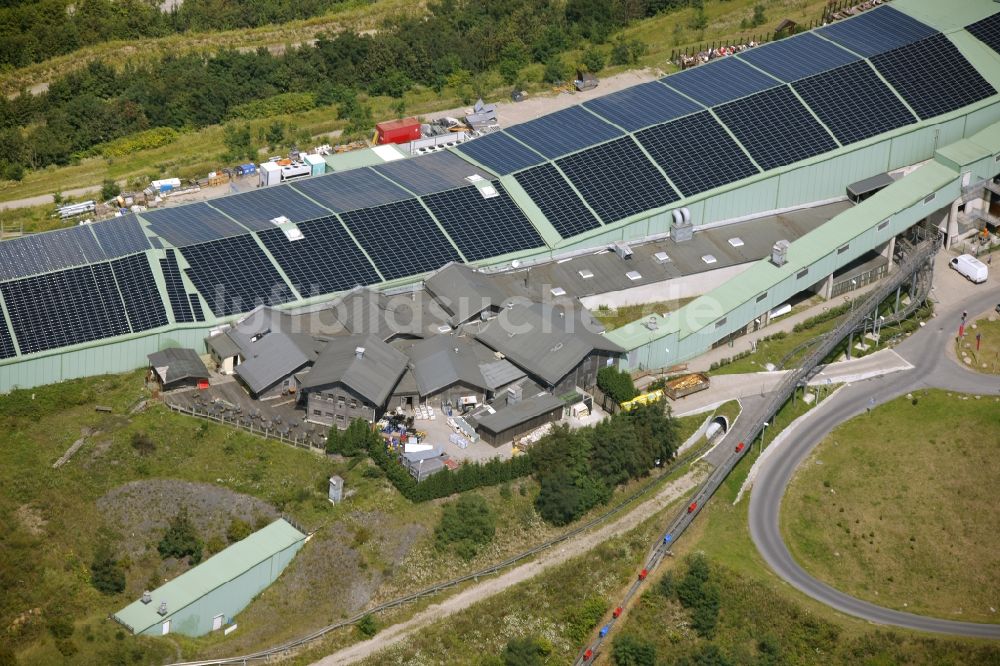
[
  {"left": 90, "top": 544, "right": 126, "bottom": 595},
  {"left": 612, "top": 634, "right": 657, "bottom": 666},
  {"left": 502, "top": 636, "right": 550, "bottom": 666},
  {"left": 435, "top": 494, "right": 496, "bottom": 560},
  {"left": 597, "top": 366, "right": 638, "bottom": 404},
  {"left": 226, "top": 517, "right": 252, "bottom": 543},
  {"left": 157, "top": 508, "right": 203, "bottom": 564}
]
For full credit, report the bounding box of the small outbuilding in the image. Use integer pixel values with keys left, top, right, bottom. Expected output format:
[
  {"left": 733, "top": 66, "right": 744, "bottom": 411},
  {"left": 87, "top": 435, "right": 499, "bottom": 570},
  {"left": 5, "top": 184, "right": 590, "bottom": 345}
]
[
  {"left": 473, "top": 391, "right": 566, "bottom": 447},
  {"left": 147, "top": 348, "right": 209, "bottom": 391},
  {"left": 113, "top": 519, "right": 306, "bottom": 637}
]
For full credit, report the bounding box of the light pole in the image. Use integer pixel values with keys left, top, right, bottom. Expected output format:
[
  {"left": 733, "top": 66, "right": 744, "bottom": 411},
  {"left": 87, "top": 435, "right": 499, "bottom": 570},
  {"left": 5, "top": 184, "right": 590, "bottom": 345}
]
[
  {"left": 874, "top": 315, "right": 885, "bottom": 345},
  {"left": 759, "top": 421, "right": 769, "bottom": 454}
]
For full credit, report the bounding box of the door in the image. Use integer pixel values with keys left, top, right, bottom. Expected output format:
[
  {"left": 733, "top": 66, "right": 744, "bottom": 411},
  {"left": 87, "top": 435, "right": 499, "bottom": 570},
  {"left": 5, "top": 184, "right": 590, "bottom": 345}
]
[
  {"left": 161, "top": 620, "right": 171, "bottom": 635},
  {"left": 212, "top": 614, "right": 224, "bottom": 631}
]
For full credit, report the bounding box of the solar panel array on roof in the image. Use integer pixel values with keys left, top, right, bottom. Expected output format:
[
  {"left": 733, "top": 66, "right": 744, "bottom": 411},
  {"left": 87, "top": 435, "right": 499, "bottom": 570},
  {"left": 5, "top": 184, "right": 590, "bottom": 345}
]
[
  {"left": 0, "top": 226, "right": 106, "bottom": 281},
  {"left": 817, "top": 5, "right": 937, "bottom": 57},
  {"left": 455, "top": 131, "right": 546, "bottom": 175},
  {"left": 142, "top": 203, "right": 248, "bottom": 247},
  {"left": 871, "top": 34, "right": 996, "bottom": 120},
  {"left": 341, "top": 198, "right": 461, "bottom": 280},
  {"left": 0, "top": 306, "right": 15, "bottom": 358},
  {"left": 291, "top": 168, "right": 410, "bottom": 213},
  {"left": 557, "top": 137, "right": 679, "bottom": 223},
  {"left": 582, "top": 81, "right": 703, "bottom": 132},
  {"left": 715, "top": 85, "right": 838, "bottom": 171},
  {"left": 793, "top": 60, "right": 916, "bottom": 145},
  {"left": 1, "top": 264, "right": 130, "bottom": 354},
  {"left": 967, "top": 11, "right": 1000, "bottom": 56},
  {"left": 423, "top": 183, "right": 545, "bottom": 261},
  {"left": 514, "top": 164, "right": 602, "bottom": 239},
  {"left": 636, "top": 111, "right": 759, "bottom": 196},
  {"left": 505, "top": 106, "right": 624, "bottom": 159},
  {"left": 374, "top": 150, "right": 489, "bottom": 195},
  {"left": 160, "top": 249, "right": 194, "bottom": 323},
  {"left": 209, "top": 185, "right": 330, "bottom": 230},
  {"left": 92, "top": 214, "right": 150, "bottom": 258},
  {"left": 737, "top": 32, "right": 860, "bottom": 82},
  {"left": 181, "top": 235, "right": 294, "bottom": 317},
  {"left": 258, "top": 216, "right": 381, "bottom": 297},
  {"left": 662, "top": 56, "right": 780, "bottom": 107},
  {"left": 188, "top": 293, "right": 206, "bottom": 322},
  {"left": 111, "top": 254, "right": 168, "bottom": 333}
]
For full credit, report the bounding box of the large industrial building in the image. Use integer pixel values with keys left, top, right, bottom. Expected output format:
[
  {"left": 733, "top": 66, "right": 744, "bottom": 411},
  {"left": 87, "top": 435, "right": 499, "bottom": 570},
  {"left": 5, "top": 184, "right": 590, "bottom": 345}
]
[{"left": 2, "top": 0, "right": 1000, "bottom": 393}]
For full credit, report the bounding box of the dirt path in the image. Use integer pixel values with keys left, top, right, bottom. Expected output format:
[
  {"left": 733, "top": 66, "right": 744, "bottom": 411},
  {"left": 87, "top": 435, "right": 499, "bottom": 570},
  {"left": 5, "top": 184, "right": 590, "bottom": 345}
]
[
  {"left": 311, "top": 464, "right": 707, "bottom": 665},
  {"left": 0, "top": 185, "right": 100, "bottom": 211}
]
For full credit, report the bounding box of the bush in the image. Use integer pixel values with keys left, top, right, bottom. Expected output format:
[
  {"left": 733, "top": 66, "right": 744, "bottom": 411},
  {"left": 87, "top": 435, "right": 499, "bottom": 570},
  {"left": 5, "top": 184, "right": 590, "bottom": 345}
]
[
  {"left": 158, "top": 508, "right": 203, "bottom": 564},
  {"left": 230, "top": 92, "right": 317, "bottom": 120},
  {"left": 657, "top": 570, "right": 675, "bottom": 598},
  {"left": 503, "top": 636, "right": 550, "bottom": 665},
  {"left": 100, "top": 178, "right": 121, "bottom": 201},
  {"left": 356, "top": 614, "right": 378, "bottom": 638},
  {"left": 543, "top": 57, "right": 569, "bottom": 83},
  {"left": 564, "top": 596, "right": 608, "bottom": 644},
  {"left": 130, "top": 432, "right": 156, "bottom": 456},
  {"left": 612, "top": 634, "right": 657, "bottom": 666},
  {"left": 676, "top": 554, "right": 720, "bottom": 638},
  {"left": 581, "top": 47, "right": 605, "bottom": 73},
  {"left": 326, "top": 418, "right": 371, "bottom": 457},
  {"left": 597, "top": 366, "right": 638, "bottom": 404},
  {"left": 435, "top": 494, "right": 496, "bottom": 560},
  {"left": 96, "top": 127, "right": 179, "bottom": 159},
  {"left": 90, "top": 544, "right": 126, "bottom": 595},
  {"left": 226, "top": 517, "right": 252, "bottom": 543}
]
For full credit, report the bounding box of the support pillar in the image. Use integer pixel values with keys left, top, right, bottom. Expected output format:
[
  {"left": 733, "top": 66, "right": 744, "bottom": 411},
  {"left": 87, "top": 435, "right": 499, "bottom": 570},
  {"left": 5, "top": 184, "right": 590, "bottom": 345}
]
[
  {"left": 945, "top": 199, "right": 960, "bottom": 249},
  {"left": 821, "top": 272, "right": 834, "bottom": 300},
  {"left": 882, "top": 236, "right": 896, "bottom": 273},
  {"left": 894, "top": 284, "right": 901, "bottom": 313}
]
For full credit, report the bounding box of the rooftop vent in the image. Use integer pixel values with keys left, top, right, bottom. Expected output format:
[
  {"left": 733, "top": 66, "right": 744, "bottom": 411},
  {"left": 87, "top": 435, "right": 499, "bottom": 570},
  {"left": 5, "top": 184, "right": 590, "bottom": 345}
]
[
  {"left": 701, "top": 255, "right": 717, "bottom": 265},
  {"left": 654, "top": 251, "right": 670, "bottom": 263},
  {"left": 478, "top": 184, "right": 499, "bottom": 199},
  {"left": 643, "top": 317, "right": 658, "bottom": 331},
  {"left": 437, "top": 325, "right": 452, "bottom": 333},
  {"left": 578, "top": 269, "right": 594, "bottom": 279},
  {"left": 355, "top": 346, "right": 365, "bottom": 359},
  {"left": 612, "top": 242, "right": 633, "bottom": 260},
  {"left": 550, "top": 287, "right": 567, "bottom": 296},
  {"left": 157, "top": 602, "right": 168, "bottom": 617},
  {"left": 771, "top": 240, "right": 790, "bottom": 267},
  {"left": 671, "top": 207, "right": 693, "bottom": 243},
  {"left": 141, "top": 591, "right": 152, "bottom": 605},
  {"left": 727, "top": 237, "right": 744, "bottom": 248},
  {"left": 626, "top": 270, "right": 642, "bottom": 281},
  {"left": 269, "top": 215, "right": 291, "bottom": 226}
]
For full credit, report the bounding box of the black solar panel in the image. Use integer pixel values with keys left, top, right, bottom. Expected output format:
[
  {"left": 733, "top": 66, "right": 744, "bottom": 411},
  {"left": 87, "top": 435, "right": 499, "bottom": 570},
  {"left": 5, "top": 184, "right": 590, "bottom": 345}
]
[
  {"left": 374, "top": 151, "right": 490, "bottom": 195},
  {"left": 209, "top": 184, "right": 331, "bottom": 230},
  {"left": 635, "top": 111, "right": 760, "bottom": 197},
  {"left": 160, "top": 249, "right": 194, "bottom": 323},
  {"left": 514, "top": 165, "right": 601, "bottom": 238},
  {"left": 505, "top": 106, "right": 624, "bottom": 159},
  {"left": 793, "top": 60, "right": 916, "bottom": 145},
  {"left": 341, "top": 199, "right": 461, "bottom": 280},
  {"left": 188, "top": 294, "right": 206, "bottom": 322},
  {"left": 738, "top": 32, "right": 860, "bottom": 82},
  {"left": 1, "top": 263, "right": 130, "bottom": 354},
  {"left": 92, "top": 214, "right": 150, "bottom": 258},
  {"left": 258, "top": 216, "right": 381, "bottom": 297},
  {"left": 967, "top": 12, "right": 1000, "bottom": 56},
  {"left": 715, "top": 86, "right": 838, "bottom": 171},
  {"left": 0, "top": 302, "right": 15, "bottom": 358},
  {"left": 557, "top": 137, "right": 679, "bottom": 224},
  {"left": 111, "top": 254, "right": 168, "bottom": 333},
  {"left": 290, "top": 168, "right": 411, "bottom": 213},
  {"left": 817, "top": 5, "right": 937, "bottom": 58},
  {"left": 423, "top": 183, "right": 545, "bottom": 261},
  {"left": 662, "top": 57, "right": 780, "bottom": 107},
  {"left": 583, "top": 81, "right": 703, "bottom": 132},
  {"left": 141, "top": 203, "right": 248, "bottom": 247},
  {"left": 0, "top": 226, "right": 106, "bottom": 281},
  {"left": 181, "top": 235, "right": 294, "bottom": 317},
  {"left": 871, "top": 34, "right": 996, "bottom": 120},
  {"left": 455, "top": 131, "right": 547, "bottom": 175}
]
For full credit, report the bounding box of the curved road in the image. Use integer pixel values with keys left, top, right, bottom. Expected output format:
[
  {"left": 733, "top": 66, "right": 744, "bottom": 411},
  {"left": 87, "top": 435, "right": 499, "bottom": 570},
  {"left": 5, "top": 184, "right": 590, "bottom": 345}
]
[{"left": 750, "top": 269, "right": 1000, "bottom": 639}]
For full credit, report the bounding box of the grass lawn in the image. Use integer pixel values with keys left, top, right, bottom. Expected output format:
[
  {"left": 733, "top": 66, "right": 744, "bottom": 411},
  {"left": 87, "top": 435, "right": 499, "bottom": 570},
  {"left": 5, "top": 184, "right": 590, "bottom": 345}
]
[
  {"left": 709, "top": 314, "right": 844, "bottom": 375},
  {"left": 782, "top": 389, "right": 1000, "bottom": 624},
  {"left": 593, "top": 299, "right": 696, "bottom": 331},
  {"left": 956, "top": 314, "right": 1000, "bottom": 375}
]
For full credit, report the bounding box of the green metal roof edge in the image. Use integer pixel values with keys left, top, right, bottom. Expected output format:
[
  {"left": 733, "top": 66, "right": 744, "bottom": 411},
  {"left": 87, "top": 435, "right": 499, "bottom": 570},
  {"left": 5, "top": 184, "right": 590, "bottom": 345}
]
[
  {"left": 113, "top": 518, "right": 305, "bottom": 634},
  {"left": 891, "top": 0, "right": 998, "bottom": 34}
]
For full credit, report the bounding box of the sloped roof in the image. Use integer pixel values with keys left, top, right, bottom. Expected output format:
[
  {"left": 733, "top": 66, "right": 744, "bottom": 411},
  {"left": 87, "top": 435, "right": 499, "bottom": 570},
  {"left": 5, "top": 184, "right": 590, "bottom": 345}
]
[
  {"left": 220, "top": 306, "right": 323, "bottom": 395},
  {"left": 113, "top": 519, "right": 305, "bottom": 634},
  {"left": 475, "top": 303, "right": 623, "bottom": 386},
  {"left": 475, "top": 393, "right": 565, "bottom": 435},
  {"left": 147, "top": 347, "right": 209, "bottom": 385},
  {"left": 423, "top": 262, "right": 510, "bottom": 325},
  {"left": 301, "top": 334, "right": 408, "bottom": 405},
  {"left": 333, "top": 286, "right": 449, "bottom": 340},
  {"left": 406, "top": 334, "right": 524, "bottom": 397}
]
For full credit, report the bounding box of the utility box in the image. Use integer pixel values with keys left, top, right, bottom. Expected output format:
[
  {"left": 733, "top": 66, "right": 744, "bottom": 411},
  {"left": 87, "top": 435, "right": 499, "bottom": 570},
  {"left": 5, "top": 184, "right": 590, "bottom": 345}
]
[
  {"left": 771, "top": 239, "right": 790, "bottom": 267},
  {"left": 304, "top": 153, "right": 326, "bottom": 176},
  {"left": 328, "top": 475, "right": 344, "bottom": 504},
  {"left": 259, "top": 161, "right": 281, "bottom": 187},
  {"left": 376, "top": 118, "right": 421, "bottom": 145}
]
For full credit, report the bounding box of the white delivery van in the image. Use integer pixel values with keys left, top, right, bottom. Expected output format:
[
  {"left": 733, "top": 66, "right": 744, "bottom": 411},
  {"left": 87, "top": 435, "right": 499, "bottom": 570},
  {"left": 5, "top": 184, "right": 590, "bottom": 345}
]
[{"left": 949, "top": 254, "right": 988, "bottom": 283}]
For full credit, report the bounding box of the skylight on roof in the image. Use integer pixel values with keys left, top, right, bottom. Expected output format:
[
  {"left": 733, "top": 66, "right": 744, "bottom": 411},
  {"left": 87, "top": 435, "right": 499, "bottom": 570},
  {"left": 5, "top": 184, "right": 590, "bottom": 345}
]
[
  {"left": 550, "top": 287, "right": 567, "bottom": 296},
  {"left": 702, "top": 254, "right": 717, "bottom": 265},
  {"left": 579, "top": 269, "right": 594, "bottom": 279},
  {"left": 626, "top": 270, "right": 642, "bottom": 281},
  {"left": 654, "top": 251, "right": 670, "bottom": 263},
  {"left": 728, "top": 237, "right": 744, "bottom": 247}
]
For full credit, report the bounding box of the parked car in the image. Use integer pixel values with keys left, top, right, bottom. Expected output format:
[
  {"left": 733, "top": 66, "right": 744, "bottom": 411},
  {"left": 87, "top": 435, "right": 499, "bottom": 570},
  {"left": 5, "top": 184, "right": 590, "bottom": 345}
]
[{"left": 950, "top": 254, "right": 988, "bottom": 283}]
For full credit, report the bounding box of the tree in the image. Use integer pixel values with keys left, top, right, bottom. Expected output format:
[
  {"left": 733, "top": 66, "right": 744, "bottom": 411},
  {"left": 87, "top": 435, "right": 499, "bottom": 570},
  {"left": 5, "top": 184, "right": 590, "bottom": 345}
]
[
  {"left": 356, "top": 614, "right": 378, "bottom": 638},
  {"left": 226, "top": 517, "right": 252, "bottom": 543},
  {"left": 597, "top": 366, "right": 637, "bottom": 403},
  {"left": 612, "top": 634, "right": 656, "bottom": 666},
  {"left": 222, "top": 123, "right": 255, "bottom": 162},
  {"left": 90, "top": 544, "right": 126, "bottom": 595},
  {"left": 503, "top": 636, "right": 550, "bottom": 666},
  {"left": 581, "top": 47, "right": 605, "bottom": 73},
  {"left": 100, "top": 178, "right": 120, "bottom": 201},
  {"left": 657, "top": 570, "right": 675, "bottom": 597},
  {"left": 435, "top": 494, "right": 496, "bottom": 560},
  {"left": 543, "top": 57, "right": 569, "bottom": 84},
  {"left": 751, "top": 4, "right": 767, "bottom": 27},
  {"left": 676, "top": 553, "right": 719, "bottom": 638},
  {"left": 327, "top": 418, "right": 374, "bottom": 457},
  {"left": 158, "top": 508, "right": 203, "bottom": 564}
]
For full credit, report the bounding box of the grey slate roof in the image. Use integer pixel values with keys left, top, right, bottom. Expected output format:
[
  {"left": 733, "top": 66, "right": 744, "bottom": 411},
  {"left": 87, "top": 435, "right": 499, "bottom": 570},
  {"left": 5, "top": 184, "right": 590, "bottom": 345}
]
[
  {"left": 205, "top": 332, "right": 241, "bottom": 359},
  {"left": 406, "top": 334, "right": 524, "bottom": 397},
  {"left": 423, "top": 262, "right": 510, "bottom": 325},
  {"left": 147, "top": 347, "right": 209, "bottom": 385},
  {"left": 332, "top": 286, "right": 450, "bottom": 340},
  {"left": 474, "top": 303, "right": 624, "bottom": 386},
  {"left": 215, "top": 306, "right": 323, "bottom": 395},
  {"left": 301, "top": 334, "right": 408, "bottom": 405},
  {"left": 475, "top": 393, "right": 565, "bottom": 434}
]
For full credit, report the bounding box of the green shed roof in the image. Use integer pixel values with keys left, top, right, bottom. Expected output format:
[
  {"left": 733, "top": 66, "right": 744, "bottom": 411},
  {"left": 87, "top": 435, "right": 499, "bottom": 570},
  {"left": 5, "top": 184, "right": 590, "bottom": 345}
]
[{"left": 113, "top": 519, "right": 305, "bottom": 634}]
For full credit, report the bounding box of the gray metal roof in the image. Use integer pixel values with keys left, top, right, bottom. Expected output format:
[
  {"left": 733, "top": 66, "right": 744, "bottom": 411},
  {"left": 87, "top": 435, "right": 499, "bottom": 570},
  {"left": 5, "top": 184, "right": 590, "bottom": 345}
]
[
  {"left": 474, "top": 303, "right": 623, "bottom": 386},
  {"left": 423, "top": 262, "right": 510, "bottom": 325},
  {"left": 301, "top": 334, "right": 408, "bottom": 405},
  {"left": 223, "top": 306, "right": 323, "bottom": 395},
  {"left": 204, "top": 332, "right": 241, "bottom": 359},
  {"left": 475, "top": 393, "right": 565, "bottom": 435},
  {"left": 406, "top": 334, "right": 524, "bottom": 397},
  {"left": 847, "top": 172, "right": 895, "bottom": 198},
  {"left": 147, "top": 347, "right": 209, "bottom": 385},
  {"left": 333, "top": 286, "right": 450, "bottom": 340}
]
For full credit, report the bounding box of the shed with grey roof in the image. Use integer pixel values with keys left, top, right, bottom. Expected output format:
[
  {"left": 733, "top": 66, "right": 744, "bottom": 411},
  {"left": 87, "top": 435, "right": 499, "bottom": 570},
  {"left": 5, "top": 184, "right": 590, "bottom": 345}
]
[
  {"left": 404, "top": 334, "right": 524, "bottom": 409},
  {"left": 147, "top": 348, "right": 209, "bottom": 390},
  {"left": 423, "top": 262, "right": 510, "bottom": 325},
  {"left": 474, "top": 392, "right": 566, "bottom": 446}
]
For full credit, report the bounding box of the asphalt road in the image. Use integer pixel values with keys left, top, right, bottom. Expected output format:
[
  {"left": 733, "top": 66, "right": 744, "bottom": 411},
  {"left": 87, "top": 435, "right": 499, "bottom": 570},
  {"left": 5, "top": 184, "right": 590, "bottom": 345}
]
[{"left": 749, "top": 264, "right": 1000, "bottom": 639}]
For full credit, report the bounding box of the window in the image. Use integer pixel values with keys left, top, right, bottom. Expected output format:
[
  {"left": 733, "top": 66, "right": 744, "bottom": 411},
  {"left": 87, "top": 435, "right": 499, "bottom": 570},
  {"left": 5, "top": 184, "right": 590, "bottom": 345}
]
[
  {"left": 877, "top": 220, "right": 889, "bottom": 231},
  {"left": 796, "top": 268, "right": 809, "bottom": 279},
  {"left": 837, "top": 244, "right": 850, "bottom": 254},
  {"left": 312, "top": 409, "right": 321, "bottom": 416},
  {"left": 756, "top": 292, "right": 768, "bottom": 303},
  {"left": 715, "top": 317, "right": 727, "bottom": 328},
  {"left": 350, "top": 399, "right": 357, "bottom": 409},
  {"left": 336, "top": 415, "right": 345, "bottom": 424},
  {"left": 337, "top": 396, "right": 345, "bottom": 408},
  {"left": 923, "top": 193, "right": 935, "bottom": 204}
]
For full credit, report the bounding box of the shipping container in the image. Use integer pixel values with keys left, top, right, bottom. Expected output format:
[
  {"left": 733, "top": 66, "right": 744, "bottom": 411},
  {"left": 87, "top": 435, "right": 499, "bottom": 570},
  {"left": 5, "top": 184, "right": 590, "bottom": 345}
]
[{"left": 376, "top": 118, "right": 421, "bottom": 145}]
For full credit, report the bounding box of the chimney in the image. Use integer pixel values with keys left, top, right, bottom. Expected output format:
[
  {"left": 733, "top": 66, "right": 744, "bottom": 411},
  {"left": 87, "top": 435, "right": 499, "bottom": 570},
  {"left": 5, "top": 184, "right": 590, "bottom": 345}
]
[
  {"left": 157, "top": 601, "right": 168, "bottom": 616},
  {"left": 454, "top": 347, "right": 459, "bottom": 354},
  {"left": 507, "top": 383, "right": 523, "bottom": 405},
  {"left": 771, "top": 240, "right": 789, "bottom": 267},
  {"left": 355, "top": 346, "right": 365, "bottom": 359},
  {"left": 141, "top": 591, "right": 152, "bottom": 605}
]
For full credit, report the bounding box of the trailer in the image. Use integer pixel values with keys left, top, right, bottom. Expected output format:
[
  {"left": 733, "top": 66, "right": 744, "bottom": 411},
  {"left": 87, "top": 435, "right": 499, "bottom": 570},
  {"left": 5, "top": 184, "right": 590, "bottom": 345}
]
[
  {"left": 664, "top": 373, "right": 710, "bottom": 400},
  {"left": 376, "top": 118, "right": 421, "bottom": 145}
]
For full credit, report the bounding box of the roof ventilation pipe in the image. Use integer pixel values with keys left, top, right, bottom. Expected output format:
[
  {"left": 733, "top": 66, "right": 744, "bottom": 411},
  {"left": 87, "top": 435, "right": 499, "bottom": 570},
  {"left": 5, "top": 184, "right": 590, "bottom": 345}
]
[
  {"left": 355, "top": 347, "right": 366, "bottom": 359},
  {"left": 672, "top": 207, "right": 694, "bottom": 243},
  {"left": 681, "top": 207, "right": 691, "bottom": 223}
]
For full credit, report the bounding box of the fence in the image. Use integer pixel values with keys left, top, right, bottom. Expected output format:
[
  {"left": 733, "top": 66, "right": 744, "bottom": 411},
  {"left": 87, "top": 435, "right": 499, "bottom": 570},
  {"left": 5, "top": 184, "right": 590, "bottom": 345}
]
[{"left": 165, "top": 402, "right": 327, "bottom": 452}]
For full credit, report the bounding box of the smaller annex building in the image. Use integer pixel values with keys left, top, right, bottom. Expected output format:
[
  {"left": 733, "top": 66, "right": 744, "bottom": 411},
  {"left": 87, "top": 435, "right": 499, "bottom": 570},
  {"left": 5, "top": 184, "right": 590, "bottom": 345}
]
[{"left": 113, "top": 519, "right": 306, "bottom": 637}]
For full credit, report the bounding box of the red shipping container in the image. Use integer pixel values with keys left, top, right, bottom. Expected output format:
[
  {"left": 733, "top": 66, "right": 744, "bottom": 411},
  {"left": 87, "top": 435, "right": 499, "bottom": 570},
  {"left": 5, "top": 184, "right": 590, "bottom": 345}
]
[{"left": 376, "top": 118, "right": 421, "bottom": 145}]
